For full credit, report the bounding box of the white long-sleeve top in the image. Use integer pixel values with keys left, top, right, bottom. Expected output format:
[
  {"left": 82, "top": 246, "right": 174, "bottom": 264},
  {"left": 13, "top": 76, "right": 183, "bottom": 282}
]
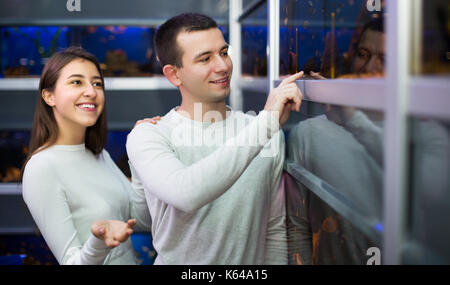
[
  {"left": 126, "top": 108, "right": 288, "bottom": 264},
  {"left": 22, "top": 144, "right": 151, "bottom": 265}
]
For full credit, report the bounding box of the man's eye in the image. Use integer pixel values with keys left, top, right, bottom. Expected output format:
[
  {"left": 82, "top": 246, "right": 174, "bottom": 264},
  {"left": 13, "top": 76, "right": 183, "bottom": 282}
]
[
  {"left": 200, "top": 57, "right": 210, "bottom": 62},
  {"left": 357, "top": 50, "right": 370, "bottom": 60},
  {"left": 221, "top": 50, "right": 229, "bottom": 56}
]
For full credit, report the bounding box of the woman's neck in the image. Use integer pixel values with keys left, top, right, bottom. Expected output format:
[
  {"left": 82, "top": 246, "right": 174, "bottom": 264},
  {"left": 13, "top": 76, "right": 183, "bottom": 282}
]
[{"left": 55, "top": 126, "right": 86, "bottom": 145}]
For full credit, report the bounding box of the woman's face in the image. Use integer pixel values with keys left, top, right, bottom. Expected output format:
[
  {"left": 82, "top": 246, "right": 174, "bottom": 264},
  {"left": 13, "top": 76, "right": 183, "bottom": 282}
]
[{"left": 45, "top": 58, "right": 105, "bottom": 134}]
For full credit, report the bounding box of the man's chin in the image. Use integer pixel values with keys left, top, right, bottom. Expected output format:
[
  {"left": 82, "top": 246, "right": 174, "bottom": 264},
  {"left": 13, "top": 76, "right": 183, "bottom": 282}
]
[{"left": 209, "top": 90, "right": 230, "bottom": 102}]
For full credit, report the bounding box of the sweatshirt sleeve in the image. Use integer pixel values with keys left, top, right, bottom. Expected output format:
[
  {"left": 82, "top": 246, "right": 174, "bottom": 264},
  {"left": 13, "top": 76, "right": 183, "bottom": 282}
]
[
  {"left": 264, "top": 130, "right": 288, "bottom": 264},
  {"left": 126, "top": 110, "right": 280, "bottom": 213},
  {"left": 344, "top": 110, "right": 383, "bottom": 167},
  {"left": 127, "top": 161, "right": 152, "bottom": 231},
  {"left": 22, "top": 157, "right": 112, "bottom": 265}
]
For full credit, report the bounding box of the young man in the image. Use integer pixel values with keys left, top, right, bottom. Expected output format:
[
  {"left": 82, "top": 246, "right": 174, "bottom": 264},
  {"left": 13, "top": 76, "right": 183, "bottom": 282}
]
[{"left": 126, "top": 13, "right": 303, "bottom": 264}]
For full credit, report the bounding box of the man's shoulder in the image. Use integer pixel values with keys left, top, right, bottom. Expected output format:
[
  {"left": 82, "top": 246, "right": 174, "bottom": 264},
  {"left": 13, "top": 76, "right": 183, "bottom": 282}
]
[
  {"left": 232, "top": 110, "right": 258, "bottom": 120},
  {"left": 127, "top": 116, "right": 174, "bottom": 149}
]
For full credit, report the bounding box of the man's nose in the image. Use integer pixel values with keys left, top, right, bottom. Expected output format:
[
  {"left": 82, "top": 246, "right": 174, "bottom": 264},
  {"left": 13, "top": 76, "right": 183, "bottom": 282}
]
[{"left": 214, "top": 55, "right": 230, "bottom": 73}]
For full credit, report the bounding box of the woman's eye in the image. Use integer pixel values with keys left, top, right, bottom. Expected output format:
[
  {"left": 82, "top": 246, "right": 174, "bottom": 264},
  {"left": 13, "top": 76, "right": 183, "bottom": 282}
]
[
  {"left": 71, "top": 80, "right": 81, "bottom": 85},
  {"left": 93, "top": 82, "right": 103, "bottom": 87}
]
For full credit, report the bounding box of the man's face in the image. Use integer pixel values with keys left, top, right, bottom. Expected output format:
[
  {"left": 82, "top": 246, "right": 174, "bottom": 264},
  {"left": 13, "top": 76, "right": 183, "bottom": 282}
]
[
  {"left": 352, "top": 29, "right": 385, "bottom": 74},
  {"left": 175, "top": 28, "right": 233, "bottom": 104}
]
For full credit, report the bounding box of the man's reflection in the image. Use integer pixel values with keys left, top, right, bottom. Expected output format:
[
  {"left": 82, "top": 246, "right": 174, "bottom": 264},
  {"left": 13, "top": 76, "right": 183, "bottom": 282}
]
[
  {"left": 286, "top": 12, "right": 450, "bottom": 264},
  {"left": 351, "top": 18, "right": 384, "bottom": 75},
  {"left": 286, "top": 17, "right": 386, "bottom": 265}
]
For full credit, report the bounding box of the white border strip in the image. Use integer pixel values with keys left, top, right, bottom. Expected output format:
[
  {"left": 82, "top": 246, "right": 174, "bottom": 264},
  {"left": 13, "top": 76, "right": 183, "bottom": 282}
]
[
  {"left": 0, "top": 183, "right": 22, "bottom": 195},
  {"left": 267, "top": 0, "right": 280, "bottom": 91},
  {"left": 408, "top": 76, "right": 450, "bottom": 121},
  {"left": 230, "top": 0, "right": 244, "bottom": 110},
  {"left": 273, "top": 78, "right": 386, "bottom": 111},
  {"left": 383, "top": 0, "right": 412, "bottom": 265}
]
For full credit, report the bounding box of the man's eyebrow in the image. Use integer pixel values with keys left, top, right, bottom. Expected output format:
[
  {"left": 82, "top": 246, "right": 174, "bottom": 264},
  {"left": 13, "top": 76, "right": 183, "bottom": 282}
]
[
  {"left": 194, "top": 50, "right": 212, "bottom": 60},
  {"left": 194, "top": 44, "right": 230, "bottom": 60}
]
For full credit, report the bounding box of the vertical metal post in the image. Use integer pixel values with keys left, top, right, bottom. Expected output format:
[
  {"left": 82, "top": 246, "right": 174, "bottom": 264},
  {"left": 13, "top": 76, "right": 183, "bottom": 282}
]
[
  {"left": 411, "top": 0, "right": 423, "bottom": 75},
  {"left": 383, "top": 0, "right": 412, "bottom": 265},
  {"left": 229, "top": 0, "right": 243, "bottom": 111},
  {"left": 268, "top": 0, "right": 280, "bottom": 91}
]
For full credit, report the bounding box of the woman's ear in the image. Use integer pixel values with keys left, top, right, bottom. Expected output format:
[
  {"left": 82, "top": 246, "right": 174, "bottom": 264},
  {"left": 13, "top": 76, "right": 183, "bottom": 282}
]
[
  {"left": 42, "top": 89, "right": 55, "bottom": 107},
  {"left": 162, "top": 65, "right": 182, "bottom": 87}
]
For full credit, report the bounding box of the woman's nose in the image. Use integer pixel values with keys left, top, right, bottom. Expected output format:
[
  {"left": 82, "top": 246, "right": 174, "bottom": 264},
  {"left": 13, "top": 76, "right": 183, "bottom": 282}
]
[{"left": 83, "top": 83, "right": 97, "bottom": 97}]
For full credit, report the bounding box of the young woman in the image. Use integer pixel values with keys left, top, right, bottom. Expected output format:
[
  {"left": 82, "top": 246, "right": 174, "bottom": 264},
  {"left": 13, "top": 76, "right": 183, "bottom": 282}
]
[{"left": 22, "top": 47, "right": 157, "bottom": 265}]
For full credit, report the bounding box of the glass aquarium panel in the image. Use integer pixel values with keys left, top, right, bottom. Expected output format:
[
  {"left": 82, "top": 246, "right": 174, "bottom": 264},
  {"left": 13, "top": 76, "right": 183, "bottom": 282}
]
[
  {"left": 1, "top": 25, "right": 229, "bottom": 78},
  {"left": 0, "top": 25, "right": 161, "bottom": 78},
  {"left": 418, "top": 0, "right": 450, "bottom": 75},
  {"left": 405, "top": 117, "right": 450, "bottom": 264},
  {"left": 1, "top": 26, "right": 70, "bottom": 77},
  {"left": 241, "top": 1, "right": 267, "bottom": 77},
  {"left": 280, "top": 0, "right": 385, "bottom": 79},
  {"left": 79, "top": 26, "right": 160, "bottom": 77},
  {"left": 0, "top": 131, "right": 29, "bottom": 182},
  {"left": 0, "top": 130, "right": 132, "bottom": 183},
  {"left": 285, "top": 102, "right": 384, "bottom": 264}
]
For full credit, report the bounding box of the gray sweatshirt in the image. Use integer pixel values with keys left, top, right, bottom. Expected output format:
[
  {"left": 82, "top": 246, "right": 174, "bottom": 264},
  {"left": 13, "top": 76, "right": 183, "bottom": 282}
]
[{"left": 126, "top": 108, "right": 287, "bottom": 264}]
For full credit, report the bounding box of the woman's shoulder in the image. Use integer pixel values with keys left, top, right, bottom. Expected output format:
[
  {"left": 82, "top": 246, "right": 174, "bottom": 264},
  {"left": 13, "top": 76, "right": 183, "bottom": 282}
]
[{"left": 24, "top": 147, "right": 58, "bottom": 177}]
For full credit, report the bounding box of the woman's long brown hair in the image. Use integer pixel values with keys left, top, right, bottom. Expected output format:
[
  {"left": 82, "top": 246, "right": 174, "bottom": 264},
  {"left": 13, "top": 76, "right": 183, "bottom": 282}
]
[{"left": 21, "top": 47, "right": 107, "bottom": 178}]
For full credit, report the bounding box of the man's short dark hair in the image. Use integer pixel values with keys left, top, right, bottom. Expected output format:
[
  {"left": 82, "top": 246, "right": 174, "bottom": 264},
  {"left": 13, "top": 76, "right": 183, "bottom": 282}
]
[{"left": 155, "top": 13, "right": 218, "bottom": 68}]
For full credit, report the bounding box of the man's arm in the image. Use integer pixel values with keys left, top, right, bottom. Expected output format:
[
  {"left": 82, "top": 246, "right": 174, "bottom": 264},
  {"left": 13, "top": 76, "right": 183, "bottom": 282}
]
[
  {"left": 127, "top": 110, "right": 280, "bottom": 213},
  {"left": 343, "top": 110, "right": 383, "bottom": 166},
  {"left": 127, "top": 71, "right": 305, "bottom": 213}
]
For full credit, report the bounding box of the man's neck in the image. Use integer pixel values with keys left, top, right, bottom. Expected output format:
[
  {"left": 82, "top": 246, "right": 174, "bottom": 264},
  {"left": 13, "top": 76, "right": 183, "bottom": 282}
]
[{"left": 177, "top": 100, "right": 229, "bottom": 123}]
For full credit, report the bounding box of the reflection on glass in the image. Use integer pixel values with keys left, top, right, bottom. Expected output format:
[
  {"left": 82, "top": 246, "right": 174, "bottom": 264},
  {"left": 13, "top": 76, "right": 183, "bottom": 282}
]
[
  {"left": 286, "top": 104, "right": 384, "bottom": 264},
  {"left": 241, "top": 2, "right": 267, "bottom": 77},
  {"left": 280, "top": 0, "right": 385, "bottom": 78},
  {"left": 420, "top": 0, "right": 450, "bottom": 75},
  {"left": 407, "top": 118, "right": 450, "bottom": 264},
  {"left": 242, "top": 27, "right": 267, "bottom": 76}
]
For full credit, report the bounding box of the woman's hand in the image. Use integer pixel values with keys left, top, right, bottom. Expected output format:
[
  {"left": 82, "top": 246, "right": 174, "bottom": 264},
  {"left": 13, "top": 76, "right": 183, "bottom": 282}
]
[
  {"left": 134, "top": 116, "right": 161, "bottom": 128},
  {"left": 128, "top": 116, "right": 161, "bottom": 140},
  {"left": 91, "top": 219, "right": 137, "bottom": 248}
]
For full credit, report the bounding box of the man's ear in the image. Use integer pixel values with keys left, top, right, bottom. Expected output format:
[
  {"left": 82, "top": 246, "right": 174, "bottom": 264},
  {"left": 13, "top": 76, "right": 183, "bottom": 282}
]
[
  {"left": 42, "top": 89, "right": 55, "bottom": 107},
  {"left": 162, "top": 65, "right": 182, "bottom": 87}
]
